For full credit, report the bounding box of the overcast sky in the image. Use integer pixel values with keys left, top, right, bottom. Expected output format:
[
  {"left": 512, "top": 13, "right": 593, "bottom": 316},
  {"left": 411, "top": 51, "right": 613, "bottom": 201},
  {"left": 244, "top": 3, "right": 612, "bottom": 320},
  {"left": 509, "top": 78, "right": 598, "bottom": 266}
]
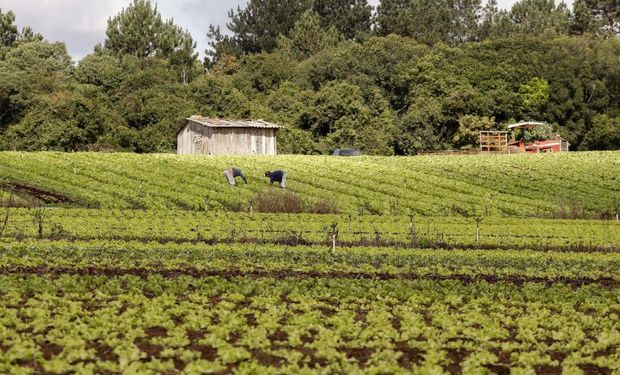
[{"left": 2, "top": 0, "right": 573, "bottom": 62}]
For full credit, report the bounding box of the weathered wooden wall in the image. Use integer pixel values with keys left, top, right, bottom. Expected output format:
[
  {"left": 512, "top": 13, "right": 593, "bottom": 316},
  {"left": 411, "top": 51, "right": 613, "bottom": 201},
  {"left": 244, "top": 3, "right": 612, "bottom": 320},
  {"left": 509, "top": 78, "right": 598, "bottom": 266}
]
[{"left": 177, "top": 121, "right": 278, "bottom": 155}]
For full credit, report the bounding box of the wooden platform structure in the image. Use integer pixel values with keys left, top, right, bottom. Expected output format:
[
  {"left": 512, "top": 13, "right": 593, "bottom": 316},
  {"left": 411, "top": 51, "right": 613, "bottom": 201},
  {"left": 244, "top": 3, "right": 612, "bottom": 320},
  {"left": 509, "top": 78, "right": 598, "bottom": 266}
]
[{"left": 480, "top": 131, "right": 509, "bottom": 153}]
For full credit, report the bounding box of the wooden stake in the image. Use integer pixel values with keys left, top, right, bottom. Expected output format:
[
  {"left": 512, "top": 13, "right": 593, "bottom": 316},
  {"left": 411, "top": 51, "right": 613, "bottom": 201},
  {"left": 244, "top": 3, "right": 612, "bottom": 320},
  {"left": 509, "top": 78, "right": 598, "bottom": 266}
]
[
  {"left": 330, "top": 222, "right": 338, "bottom": 254},
  {"left": 475, "top": 217, "right": 483, "bottom": 245}
]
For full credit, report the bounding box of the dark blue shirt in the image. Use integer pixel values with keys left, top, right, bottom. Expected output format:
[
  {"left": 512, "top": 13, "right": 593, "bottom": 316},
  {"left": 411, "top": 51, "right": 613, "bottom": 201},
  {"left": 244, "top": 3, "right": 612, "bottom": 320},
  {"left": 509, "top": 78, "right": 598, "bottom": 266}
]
[
  {"left": 269, "top": 170, "right": 284, "bottom": 183},
  {"left": 232, "top": 168, "right": 247, "bottom": 183}
]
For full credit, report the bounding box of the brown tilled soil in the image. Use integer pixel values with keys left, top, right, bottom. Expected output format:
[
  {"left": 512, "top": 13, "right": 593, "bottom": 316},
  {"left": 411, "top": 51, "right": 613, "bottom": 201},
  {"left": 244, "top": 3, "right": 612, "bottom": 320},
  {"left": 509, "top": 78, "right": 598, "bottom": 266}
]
[
  {"left": 339, "top": 347, "right": 374, "bottom": 367},
  {"left": 40, "top": 342, "right": 63, "bottom": 360},
  {"left": 86, "top": 341, "right": 119, "bottom": 362},
  {"left": 249, "top": 349, "right": 284, "bottom": 367},
  {"left": 0, "top": 183, "right": 72, "bottom": 204},
  {"left": 145, "top": 326, "right": 167, "bottom": 338},
  {"left": 2, "top": 265, "right": 617, "bottom": 288},
  {"left": 394, "top": 342, "right": 424, "bottom": 369},
  {"left": 133, "top": 337, "right": 163, "bottom": 358},
  {"left": 579, "top": 364, "right": 612, "bottom": 375},
  {"left": 4, "top": 338, "right": 615, "bottom": 373},
  {"left": 188, "top": 344, "right": 218, "bottom": 361}
]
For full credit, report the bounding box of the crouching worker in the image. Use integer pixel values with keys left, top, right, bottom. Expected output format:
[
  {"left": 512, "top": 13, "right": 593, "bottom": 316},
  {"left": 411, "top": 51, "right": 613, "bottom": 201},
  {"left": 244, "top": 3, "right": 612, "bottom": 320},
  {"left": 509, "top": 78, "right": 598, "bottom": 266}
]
[
  {"left": 223, "top": 168, "right": 247, "bottom": 186},
  {"left": 265, "top": 170, "right": 287, "bottom": 188}
]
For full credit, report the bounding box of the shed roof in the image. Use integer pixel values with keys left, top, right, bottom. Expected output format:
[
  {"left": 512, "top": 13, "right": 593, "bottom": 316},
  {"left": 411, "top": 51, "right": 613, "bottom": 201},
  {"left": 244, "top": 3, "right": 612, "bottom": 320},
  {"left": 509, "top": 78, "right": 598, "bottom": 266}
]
[
  {"left": 507, "top": 121, "right": 547, "bottom": 130},
  {"left": 187, "top": 116, "right": 282, "bottom": 129}
]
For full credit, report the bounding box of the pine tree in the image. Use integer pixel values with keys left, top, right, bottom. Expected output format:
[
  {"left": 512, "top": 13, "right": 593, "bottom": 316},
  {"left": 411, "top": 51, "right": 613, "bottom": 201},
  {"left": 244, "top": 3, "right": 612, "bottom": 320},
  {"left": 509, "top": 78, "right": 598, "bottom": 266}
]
[
  {"left": 509, "top": 0, "right": 571, "bottom": 35},
  {"left": 571, "top": 0, "right": 594, "bottom": 34},
  {"left": 226, "top": 0, "right": 312, "bottom": 54},
  {"left": 278, "top": 10, "right": 341, "bottom": 59},
  {"left": 587, "top": 0, "right": 620, "bottom": 35},
  {"left": 0, "top": 9, "right": 18, "bottom": 48},
  {"left": 312, "top": 0, "right": 372, "bottom": 40},
  {"left": 103, "top": 0, "right": 197, "bottom": 65}
]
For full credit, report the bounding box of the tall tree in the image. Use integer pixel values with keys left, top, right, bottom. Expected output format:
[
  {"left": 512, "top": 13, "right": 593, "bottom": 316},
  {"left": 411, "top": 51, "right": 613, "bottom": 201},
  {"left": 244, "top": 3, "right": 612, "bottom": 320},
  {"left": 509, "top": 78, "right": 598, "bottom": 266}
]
[
  {"left": 102, "top": 0, "right": 197, "bottom": 80},
  {"left": 0, "top": 8, "right": 18, "bottom": 49},
  {"left": 0, "top": 8, "right": 42, "bottom": 54},
  {"left": 312, "top": 0, "right": 372, "bottom": 39},
  {"left": 278, "top": 10, "right": 341, "bottom": 59},
  {"left": 205, "top": 25, "right": 242, "bottom": 68},
  {"left": 478, "top": 0, "right": 514, "bottom": 39},
  {"left": 376, "top": 0, "right": 482, "bottom": 45},
  {"left": 585, "top": 0, "right": 620, "bottom": 35},
  {"left": 570, "top": 0, "right": 595, "bottom": 34},
  {"left": 224, "top": 0, "right": 312, "bottom": 55},
  {"left": 509, "top": 0, "right": 571, "bottom": 35},
  {"left": 207, "top": 0, "right": 372, "bottom": 65}
]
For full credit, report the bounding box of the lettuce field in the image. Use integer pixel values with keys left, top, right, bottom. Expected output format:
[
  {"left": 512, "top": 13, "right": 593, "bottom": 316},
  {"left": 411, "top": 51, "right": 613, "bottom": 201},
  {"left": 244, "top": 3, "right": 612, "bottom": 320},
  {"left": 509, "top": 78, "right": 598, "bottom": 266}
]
[
  {"left": 0, "top": 152, "right": 619, "bottom": 374},
  {"left": 0, "top": 151, "right": 618, "bottom": 216}
]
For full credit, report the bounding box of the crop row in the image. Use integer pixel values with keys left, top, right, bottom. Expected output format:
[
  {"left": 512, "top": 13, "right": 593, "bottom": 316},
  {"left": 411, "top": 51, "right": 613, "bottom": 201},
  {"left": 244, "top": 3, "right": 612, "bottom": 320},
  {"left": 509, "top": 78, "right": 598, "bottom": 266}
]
[
  {"left": 0, "top": 152, "right": 617, "bottom": 216},
  {"left": 1, "top": 275, "right": 618, "bottom": 374},
  {"left": 1, "top": 208, "right": 618, "bottom": 251},
  {"left": 2, "top": 240, "right": 620, "bottom": 283}
]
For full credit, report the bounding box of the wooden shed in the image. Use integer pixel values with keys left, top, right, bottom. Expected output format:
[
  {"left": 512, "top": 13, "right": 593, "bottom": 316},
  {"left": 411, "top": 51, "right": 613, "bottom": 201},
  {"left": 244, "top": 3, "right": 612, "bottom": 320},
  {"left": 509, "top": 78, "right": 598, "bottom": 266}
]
[{"left": 176, "top": 116, "right": 281, "bottom": 155}]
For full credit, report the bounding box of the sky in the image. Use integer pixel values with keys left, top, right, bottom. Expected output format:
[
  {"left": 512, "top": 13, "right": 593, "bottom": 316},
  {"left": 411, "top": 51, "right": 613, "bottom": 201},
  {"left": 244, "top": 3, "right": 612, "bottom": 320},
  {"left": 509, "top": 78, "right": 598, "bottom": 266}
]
[{"left": 2, "top": 0, "right": 573, "bottom": 62}]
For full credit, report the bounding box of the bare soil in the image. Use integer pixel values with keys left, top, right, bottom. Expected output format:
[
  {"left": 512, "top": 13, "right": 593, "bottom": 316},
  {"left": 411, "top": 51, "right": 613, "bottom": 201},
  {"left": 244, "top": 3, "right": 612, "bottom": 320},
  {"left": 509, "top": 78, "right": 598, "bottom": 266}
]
[
  {"left": 2, "top": 266, "right": 617, "bottom": 288},
  {"left": 0, "top": 183, "right": 72, "bottom": 204}
]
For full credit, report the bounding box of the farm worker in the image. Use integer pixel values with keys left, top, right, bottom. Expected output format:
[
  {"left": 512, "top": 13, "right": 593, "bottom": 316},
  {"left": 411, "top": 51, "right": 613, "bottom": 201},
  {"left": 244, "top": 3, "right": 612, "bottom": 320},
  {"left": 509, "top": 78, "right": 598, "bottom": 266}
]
[
  {"left": 265, "top": 170, "right": 287, "bottom": 188},
  {"left": 223, "top": 168, "right": 247, "bottom": 185}
]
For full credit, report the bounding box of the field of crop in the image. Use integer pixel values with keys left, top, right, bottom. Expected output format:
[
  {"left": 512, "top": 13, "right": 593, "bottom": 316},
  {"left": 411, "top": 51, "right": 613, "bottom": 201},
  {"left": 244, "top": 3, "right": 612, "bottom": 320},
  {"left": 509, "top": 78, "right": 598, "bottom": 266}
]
[
  {"left": 0, "top": 151, "right": 619, "bottom": 374},
  {"left": 1, "top": 151, "right": 618, "bottom": 216}
]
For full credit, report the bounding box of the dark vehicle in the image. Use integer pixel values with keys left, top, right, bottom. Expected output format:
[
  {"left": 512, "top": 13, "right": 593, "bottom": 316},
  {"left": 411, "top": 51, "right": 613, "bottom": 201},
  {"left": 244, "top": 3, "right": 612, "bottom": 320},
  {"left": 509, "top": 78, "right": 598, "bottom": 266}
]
[{"left": 331, "top": 148, "right": 362, "bottom": 156}]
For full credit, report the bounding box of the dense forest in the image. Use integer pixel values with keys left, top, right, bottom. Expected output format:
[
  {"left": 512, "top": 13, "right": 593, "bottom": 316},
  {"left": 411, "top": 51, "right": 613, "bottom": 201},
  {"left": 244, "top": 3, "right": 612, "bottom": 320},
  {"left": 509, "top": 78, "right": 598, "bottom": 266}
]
[{"left": 0, "top": 0, "right": 618, "bottom": 154}]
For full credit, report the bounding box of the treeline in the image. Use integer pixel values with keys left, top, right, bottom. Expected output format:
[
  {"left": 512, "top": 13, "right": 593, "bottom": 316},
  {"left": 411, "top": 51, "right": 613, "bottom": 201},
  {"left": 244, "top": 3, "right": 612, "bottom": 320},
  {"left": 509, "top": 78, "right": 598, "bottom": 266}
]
[{"left": 0, "top": 0, "right": 618, "bottom": 154}]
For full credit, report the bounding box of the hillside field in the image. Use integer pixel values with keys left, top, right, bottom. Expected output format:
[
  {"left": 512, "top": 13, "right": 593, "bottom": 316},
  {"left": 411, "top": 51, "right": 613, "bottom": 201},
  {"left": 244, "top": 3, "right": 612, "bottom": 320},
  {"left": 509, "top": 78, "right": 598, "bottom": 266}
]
[
  {"left": 0, "top": 151, "right": 618, "bottom": 217},
  {"left": 0, "top": 152, "right": 619, "bottom": 374}
]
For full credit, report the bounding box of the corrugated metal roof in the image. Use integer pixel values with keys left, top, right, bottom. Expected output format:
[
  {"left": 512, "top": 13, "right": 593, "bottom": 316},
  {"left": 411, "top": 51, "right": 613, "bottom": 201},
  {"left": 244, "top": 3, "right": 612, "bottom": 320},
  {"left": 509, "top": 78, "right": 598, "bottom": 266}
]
[
  {"left": 507, "top": 121, "right": 547, "bottom": 129},
  {"left": 188, "top": 116, "right": 282, "bottom": 129}
]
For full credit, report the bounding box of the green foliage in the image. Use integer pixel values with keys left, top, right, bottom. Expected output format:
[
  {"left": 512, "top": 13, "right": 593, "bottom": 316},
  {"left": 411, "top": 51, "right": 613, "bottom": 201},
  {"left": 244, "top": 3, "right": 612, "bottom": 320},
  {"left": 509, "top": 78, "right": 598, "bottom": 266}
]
[
  {"left": 2, "top": 89, "right": 128, "bottom": 151},
  {"left": 453, "top": 115, "right": 496, "bottom": 148},
  {"left": 208, "top": 0, "right": 372, "bottom": 64},
  {"left": 276, "top": 127, "right": 316, "bottom": 154},
  {"left": 396, "top": 98, "right": 446, "bottom": 155},
  {"left": 191, "top": 75, "right": 251, "bottom": 118},
  {"left": 580, "top": 114, "right": 620, "bottom": 150},
  {"left": 0, "top": 8, "right": 18, "bottom": 49},
  {"left": 225, "top": 0, "right": 312, "bottom": 55},
  {"left": 101, "top": 0, "right": 197, "bottom": 81},
  {"left": 232, "top": 52, "right": 294, "bottom": 93},
  {"left": 312, "top": 0, "right": 372, "bottom": 40},
  {"left": 0, "top": 40, "right": 72, "bottom": 129},
  {"left": 264, "top": 81, "right": 314, "bottom": 126},
  {"left": 303, "top": 81, "right": 393, "bottom": 154},
  {"left": 509, "top": 0, "right": 571, "bottom": 36},
  {"left": 75, "top": 54, "right": 126, "bottom": 91},
  {"left": 571, "top": 0, "right": 595, "bottom": 34},
  {"left": 277, "top": 10, "right": 341, "bottom": 60},
  {"left": 376, "top": 0, "right": 472, "bottom": 45},
  {"left": 583, "top": 0, "right": 620, "bottom": 35},
  {"left": 519, "top": 77, "right": 550, "bottom": 115}
]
